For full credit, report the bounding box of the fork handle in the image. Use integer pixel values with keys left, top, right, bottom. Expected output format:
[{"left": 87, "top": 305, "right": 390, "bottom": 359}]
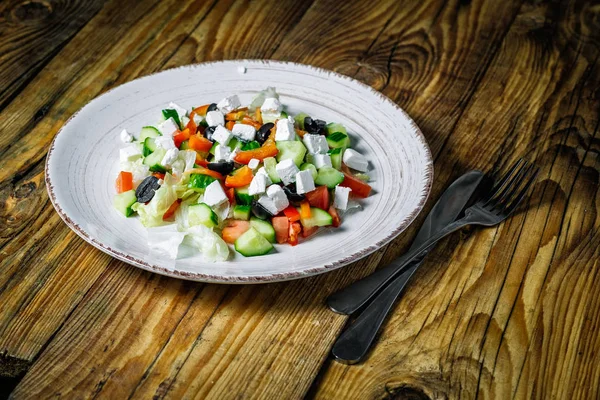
[
  {"left": 327, "top": 213, "right": 476, "bottom": 315},
  {"left": 331, "top": 261, "right": 419, "bottom": 364}
]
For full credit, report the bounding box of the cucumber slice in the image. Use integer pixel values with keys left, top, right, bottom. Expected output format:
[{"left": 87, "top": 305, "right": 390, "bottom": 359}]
[
  {"left": 139, "top": 126, "right": 161, "bottom": 141},
  {"left": 326, "top": 132, "right": 349, "bottom": 149},
  {"left": 180, "top": 140, "right": 190, "bottom": 150},
  {"left": 162, "top": 109, "right": 182, "bottom": 129},
  {"left": 235, "top": 185, "right": 254, "bottom": 205},
  {"left": 325, "top": 122, "right": 347, "bottom": 135},
  {"left": 188, "top": 203, "right": 218, "bottom": 228},
  {"left": 328, "top": 148, "right": 343, "bottom": 170},
  {"left": 188, "top": 174, "right": 217, "bottom": 192},
  {"left": 314, "top": 166, "right": 344, "bottom": 188},
  {"left": 241, "top": 140, "right": 260, "bottom": 151},
  {"left": 297, "top": 207, "right": 333, "bottom": 228},
  {"left": 113, "top": 190, "right": 137, "bottom": 217},
  {"left": 276, "top": 141, "right": 307, "bottom": 167},
  {"left": 234, "top": 227, "right": 274, "bottom": 257},
  {"left": 143, "top": 148, "right": 167, "bottom": 173},
  {"left": 263, "top": 157, "right": 281, "bottom": 183},
  {"left": 300, "top": 163, "right": 318, "bottom": 180},
  {"left": 228, "top": 137, "right": 241, "bottom": 151},
  {"left": 143, "top": 137, "right": 157, "bottom": 156},
  {"left": 209, "top": 142, "right": 218, "bottom": 155},
  {"left": 250, "top": 217, "right": 276, "bottom": 243},
  {"left": 294, "top": 113, "right": 309, "bottom": 130},
  {"left": 233, "top": 205, "right": 251, "bottom": 221}
]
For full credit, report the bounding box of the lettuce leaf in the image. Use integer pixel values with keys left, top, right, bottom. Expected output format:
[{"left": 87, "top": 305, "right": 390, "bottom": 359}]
[
  {"left": 132, "top": 183, "right": 177, "bottom": 227},
  {"left": 183, "top": 225, "right": 230, "bottom": 262}
]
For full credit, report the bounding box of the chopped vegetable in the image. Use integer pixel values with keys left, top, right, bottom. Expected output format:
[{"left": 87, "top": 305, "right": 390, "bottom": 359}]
[
  {"left": 116, "top": 171, "right": 133, "bottom": 193},
  {"left": 305, "top": 186, "right": 330, "bottom": 210},
  {"left": 189, "top": 134, "right": 213, "bottom": 153},
  {"left": 234, "top": 143, "right": 278, "bottom": 164},
  {"left": 340, "top": 172, "right": 372, "bottom": 198},
  {"left": 282, "top": 206, "right": 301, "bottom": 222},
  {"left": 272, "top": 216, "right": 289, "bottom": 244},
  {"left": 288, "top": 221, "right": 302, "bottom": 246},
  {"left": 222, "top": 220, "right": 251, "bottom": 244},
  {"left": 225, "top": 166, "right": 254, "bottom": 188}
]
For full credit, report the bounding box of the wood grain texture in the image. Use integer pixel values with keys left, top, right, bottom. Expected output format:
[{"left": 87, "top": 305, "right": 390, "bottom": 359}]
[{"left": 1, "top": 0, "right": 599, "bottom": 398}]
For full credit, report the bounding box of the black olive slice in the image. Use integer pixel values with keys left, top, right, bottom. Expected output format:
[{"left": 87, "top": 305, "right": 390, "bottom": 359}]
[
  {"left": 282, "top": 183, "right": 305, "bottom": 202},
  {"left": 207, "top": 103, "right": 218, "bottom": 112},
  {"left": 256, "top": 122, "right": 275, "bottom": 144},
  {"left": 135, "top": 176, "right": 161, "bottom": 203},
  {"left": 251, "top": 200, "right": 273, "bottom": 220},
  {"left": 207, "top": 161, "right": 234, "bottom": 175}
]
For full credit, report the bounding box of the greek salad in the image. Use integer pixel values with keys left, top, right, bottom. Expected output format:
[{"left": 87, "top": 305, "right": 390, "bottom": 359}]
[{"left": 113, "top": 88, "right": 373, "bottom": 261}]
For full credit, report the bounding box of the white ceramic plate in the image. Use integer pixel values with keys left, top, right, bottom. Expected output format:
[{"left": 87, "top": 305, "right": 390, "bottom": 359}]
[{"left": 46, "top": 60, "right": 433, "bottom": 283}]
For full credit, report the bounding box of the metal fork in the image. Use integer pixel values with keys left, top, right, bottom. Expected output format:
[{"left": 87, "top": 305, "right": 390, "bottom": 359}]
[{"left": 327, "top": 158, "right": 539, "bottom": 315}]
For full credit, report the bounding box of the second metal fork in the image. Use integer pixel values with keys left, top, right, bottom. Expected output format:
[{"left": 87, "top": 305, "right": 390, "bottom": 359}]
[{"left": 328, "top": 158, "right": 540, "bottom": 315}]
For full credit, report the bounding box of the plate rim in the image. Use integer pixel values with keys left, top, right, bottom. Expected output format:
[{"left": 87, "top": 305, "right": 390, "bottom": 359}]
[{"left": 45, "top": 59, "right": 434, "bottom": 283}]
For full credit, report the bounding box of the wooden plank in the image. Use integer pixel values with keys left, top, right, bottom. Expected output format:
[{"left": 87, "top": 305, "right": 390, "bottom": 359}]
[
  {"left": 311, "top": 0, "right": 600, "bottom": 398},
  {"left": 0, "top": 0, "right": 107, "bottom": 110},
  {"left": 6, "top": 0, "right": 531, "bottom": 398},
  {"left": 0, "top": 0, "right": 221, "bottom": 362}
]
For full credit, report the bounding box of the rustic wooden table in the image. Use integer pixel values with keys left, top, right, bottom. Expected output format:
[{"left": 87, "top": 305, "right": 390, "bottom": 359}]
[{"left": 1, "top": 0, "right": 599, "bottom": 398}]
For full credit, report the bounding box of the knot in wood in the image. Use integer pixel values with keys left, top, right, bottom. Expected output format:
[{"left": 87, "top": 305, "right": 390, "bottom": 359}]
[{"left": 11, "top": 0, "right": 53, "bottom": 23}]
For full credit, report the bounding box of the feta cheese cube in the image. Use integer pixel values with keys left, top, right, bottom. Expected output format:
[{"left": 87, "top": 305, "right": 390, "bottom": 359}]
[
  {"left": 212, "top": 125, "right": 233, "bottom": 145},
  {"left": 248, "top": 158, "right": 260, "bottom": 170},
  {"left": 256, "top": 167, "right": 272, "bottom": 185},
  {"left": 275, "top": 159, "right": 300, "bottom": 185},
  {"left": 311, "top": 153, "right": 332, "bottom": 169},
  {"left": 229, "top": 146, "right": 240, "bottom": 162},
  {"left": 168, "top": 102, "right": 188, "bottom": 121},
  {"left": 120, "top": 129, "right": 133, "bottom": 143},
  {"left": 178, "top": 150, "right": 197, "bottom": 172},
  {"left": 257, "top": 195, "right": 279, "bottom": 215},
  {"left": 334, "top": 186, "right": 352, "bottom": 210},
  {"left": 266, "top": 184, "right": 289, "bottom": 212},
  {"left": 158, "top": 118, "right": 179, "bottom": 136},
  {"left": 261, "top": 97, "right": 282, "bottom": 114},
  {"left": 232, "top": 123, "right": 256, "bottom": 142},
  {"left": 203, "top": 180, "right": 228, "bottom": 207},
  {"left": 206, "top": 110, "right": 225, "bottom": 127},
  {"left": 275, "top": 119, "right": 296, "bottom": 141},
  {"left": 295, "top": 170, "right": 315, "bottom": 194},
  {"left": 120, "top": 144, "right": 142, "bottom": 162},
  {"left": 213, "top": 144, "right": 231, "bottom": 162},
  {"left": 343, "top": 148, "right": 369, "bottom": 172},
  {"left": 302, "top": 134, "right": 329, "bottom": 154},
  {"left": 217, "top": 95, "right": 241, "bottom": 113},
  {"left": 248, "top": 173, "right": 268, "bottom": 195},
  {"left": 155, "top": 134, "right": 177, "bottom": 150},
  {"left": 161, "top": 148, "right": 179, "bottom": 168}
]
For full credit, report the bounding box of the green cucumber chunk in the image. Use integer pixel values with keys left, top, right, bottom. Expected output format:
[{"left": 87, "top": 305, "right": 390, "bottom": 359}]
[
  {"left": 235, "top": 185, "right": 254, "bottom": 205},
  {"left": 209, "top": 142, "right": 218, "bottom": 155},
  {"left": 325, "top": 122, "right": 347, "bottom": 135},
  {"left": 326, "top": 132, "right": 350, "bottom": 149},
  {"left": 241, "top": 140, "right": 261, "bottom": 151},
  {"left": 228, "top": 137, "right": 241, "bottom": 151},
  {"left": 263, "top": 157, "right": 281, "bottom": 183},
  {"left": 143, "top": 137, "right": 157, "bottom": 156},
  {"left": 179, "top": 140, "right": 190, "bottom": 150},
  {"left": 294, "top": 113, "right": 309, "bottom": 130},
  {"left": 314, "top": 166, "right": 344, "bottom": 188},
  {"left": 162, "top": 109, "right": 182, "bottom": 129},
  {"left": 113, "top": 190, "right": 137, "bottom": 217},
  {"left": 300, "top": 163, "right": 318, "bottom": 180},
  {"left": 276, "top": 141, "right": 307, "bottom": 167},
  {"left": 298, "top": 207, "right": 333, "bottom": 228},
  {"left": 139, "top": 126, "right": 161, "bottom": 141},
  {"left": 233, "top": 205, "right": 252, "bottom": 221},
  {"left": 188, "top": 203, "right": 218, "bottom": 228},
  {"left": 328, "top": 148, "right": 343, "bottom": 170},
  {"left": 188, "top": 174, "right": 217, "bottom": 192},
  {"left": 234, "top": 227, "right": 274, "bottom": 257},
  {"left": 143, "top": 148, "right": 167, "bottom": 173},
  {"left": 250, "top": 217, "right": 276, "bottom": 243}
]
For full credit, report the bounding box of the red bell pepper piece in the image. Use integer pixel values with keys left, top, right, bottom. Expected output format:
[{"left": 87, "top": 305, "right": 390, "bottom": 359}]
[
  {"left": 282, "top": 206, "right": 301, "bottom": 222},
  {"left": 225, "top": 166, "right": 254, "bottom": 188}
]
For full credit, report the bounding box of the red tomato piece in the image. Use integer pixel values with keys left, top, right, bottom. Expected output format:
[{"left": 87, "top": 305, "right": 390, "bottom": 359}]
[
  {"left": 305, "top": 186, "right": 330, "bottom": 210},
  {"left": 222, "top": 220, "right": 251, "bottom": 244},
  {"left": 115, "top": 171, "right": 133, "bottom": 193},
  {"left": 339, "top": 172, "right": 372, "bottom": 198},
  {"left": 328, "top": 205, "right": 341, "bottom": 228},
  {"left": 301, "top": 225, "right": 318, "bottom": 238},
  {"left": 272, "top": 216, "right": 289, "bottom": 244}
]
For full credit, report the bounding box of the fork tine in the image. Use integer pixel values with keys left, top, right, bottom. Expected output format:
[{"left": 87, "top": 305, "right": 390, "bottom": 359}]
[
  {"left": 483, "top": 159, "right": 528, "bottom": 207},
  {"left": 505, "top": 166, "right": 539, "bottom": 215},
  {"left": 494, "top": 162, "right": 535, "bottom": 209},
  {"left": 487, "top": 158, "right": 525, "bottom": 197}
]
